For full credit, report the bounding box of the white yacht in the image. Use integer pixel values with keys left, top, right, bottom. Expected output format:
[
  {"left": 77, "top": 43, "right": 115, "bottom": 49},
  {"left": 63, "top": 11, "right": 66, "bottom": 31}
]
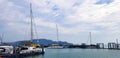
[
  {"left": 0, "top": 46, "right": 13, "bottom": 55},
  {"left": 18, "top": 45, "right": 45, "bottom": 55}
]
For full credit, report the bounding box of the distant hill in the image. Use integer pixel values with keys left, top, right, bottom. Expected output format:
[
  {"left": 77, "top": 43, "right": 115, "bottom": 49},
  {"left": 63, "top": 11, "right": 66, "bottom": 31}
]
[
  {"left": 32, "top": 39, "right": 73, "bottom": 46},
  {"left": 13, "top": 39, "right": 73, "bottom": 47}
]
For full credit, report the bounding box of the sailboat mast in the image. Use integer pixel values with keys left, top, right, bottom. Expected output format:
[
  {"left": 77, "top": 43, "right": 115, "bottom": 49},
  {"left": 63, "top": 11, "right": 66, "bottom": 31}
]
[
  {"left": 116, "top": 39, "right": 119, "bottom": 49},
  {"left": 56, "top": 24, "right": 59, "bottom": 45},
  {"left": 89, "top": 32, "right": 92, "bottom": 45},
  {"left": 0, "top": 34, "right": 3, "bottom": 44},
  {"left": 30, "top": 3, "right": 33, "bottom": 42}
]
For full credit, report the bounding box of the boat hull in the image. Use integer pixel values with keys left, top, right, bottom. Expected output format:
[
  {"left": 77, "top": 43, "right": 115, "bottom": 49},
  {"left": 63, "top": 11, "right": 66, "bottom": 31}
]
[{"left": 0, "top": 52, "right": 45, "bottom": 57}]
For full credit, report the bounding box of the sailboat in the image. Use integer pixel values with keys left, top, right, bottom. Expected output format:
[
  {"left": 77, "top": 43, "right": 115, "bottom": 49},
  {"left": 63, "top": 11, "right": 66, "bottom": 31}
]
[
  {"left": 87, "top": 32, "right": 97, "bottom": 49},
  {"left": 17, "top": 3, "right": 45, "bottom": 55},
  {"left": 0, "top": 3, "right": 45, "bottom": 57},
  {"left": 47, "top": 24, "right": 64, "bottom": 49}
]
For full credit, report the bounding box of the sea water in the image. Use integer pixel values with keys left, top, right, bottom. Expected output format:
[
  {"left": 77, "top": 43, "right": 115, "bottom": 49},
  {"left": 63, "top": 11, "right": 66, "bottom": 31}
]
[{"left": 10, "top": 48, "right": 120, "bottom": 58}]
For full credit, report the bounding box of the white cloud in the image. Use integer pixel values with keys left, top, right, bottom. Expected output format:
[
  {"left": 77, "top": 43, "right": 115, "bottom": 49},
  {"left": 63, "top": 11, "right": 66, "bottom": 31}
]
[
  {"left": 1, "top": 0, "right": 120, "bottom": 43},
  {"left": 0, "top": 0, "right": 24, "bottom": 22},
  {"left": 0, "top": 0, "right": 4, "bottom": 3},
  {"left": 59, "top": 0, "right": 120, "bottom": 34},
  {"left": 65, "top": 0, "right": 120, "bottom": 23},
  {"left": 30, "top": 18, "right": 72, "bottom": 34},
  {"left": 23, "top": 0, "right": 120, "bottom": 35}
]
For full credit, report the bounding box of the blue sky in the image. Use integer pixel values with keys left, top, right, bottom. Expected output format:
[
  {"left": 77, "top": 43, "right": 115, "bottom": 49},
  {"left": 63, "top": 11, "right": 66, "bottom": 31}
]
[{"left": 0, "top": 0, "right": 120, "bottom": 44}]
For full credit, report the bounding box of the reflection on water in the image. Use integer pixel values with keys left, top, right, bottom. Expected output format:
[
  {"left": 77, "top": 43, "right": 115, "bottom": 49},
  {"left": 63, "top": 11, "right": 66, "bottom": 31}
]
[
  {"left": 25, "top": 55, "right": 44, "bottom": 58},
  {"left": 2, "top": 48, "right": 120, "bottom": 58},
  {"left": 0, "top": 54, "right": 44, "bottom": 58}
]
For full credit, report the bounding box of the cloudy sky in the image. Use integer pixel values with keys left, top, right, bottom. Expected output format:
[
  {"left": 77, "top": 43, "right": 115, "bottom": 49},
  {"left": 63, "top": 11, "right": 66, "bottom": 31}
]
[{"left": 0, "top": 0, "right": 120, "bottom": 44}]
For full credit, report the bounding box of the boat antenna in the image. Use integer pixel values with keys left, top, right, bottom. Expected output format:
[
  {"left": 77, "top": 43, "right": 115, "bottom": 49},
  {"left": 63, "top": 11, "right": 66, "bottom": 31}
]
[
  {"left": 30, "top": 3, "right": 33, "bottom": 42},
  {"left": 56, "top": 24, "right": 60, "bottom": 45}
]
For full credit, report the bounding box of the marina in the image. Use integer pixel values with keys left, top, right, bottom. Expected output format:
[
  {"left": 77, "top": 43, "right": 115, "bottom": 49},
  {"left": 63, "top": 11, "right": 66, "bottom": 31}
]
[{"left": 0, "top": 0, "right": 120, "bottom": 58}]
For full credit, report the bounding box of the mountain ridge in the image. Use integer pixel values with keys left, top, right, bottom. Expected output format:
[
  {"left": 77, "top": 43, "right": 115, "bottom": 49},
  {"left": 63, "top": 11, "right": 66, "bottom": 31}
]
[{"left": 13, "top": 38, "right": 73, "bottom": 47}]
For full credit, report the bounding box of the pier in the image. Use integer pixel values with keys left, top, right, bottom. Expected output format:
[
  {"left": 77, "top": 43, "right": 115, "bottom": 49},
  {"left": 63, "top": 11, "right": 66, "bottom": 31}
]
[{"left": 65, "top": 42, "right": 120, "bottom": 50}]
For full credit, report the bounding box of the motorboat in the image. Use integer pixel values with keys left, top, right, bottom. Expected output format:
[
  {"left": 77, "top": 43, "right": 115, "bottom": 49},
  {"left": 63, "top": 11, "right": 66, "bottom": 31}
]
[{"left": 0, "top": 46, "right": 14, "bottom": 56}]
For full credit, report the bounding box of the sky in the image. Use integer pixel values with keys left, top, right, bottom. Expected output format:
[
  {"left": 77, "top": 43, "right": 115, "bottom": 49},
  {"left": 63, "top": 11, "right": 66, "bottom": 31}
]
[{"left": 0, "top": 0, "right": 120, "bottom": 44}]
